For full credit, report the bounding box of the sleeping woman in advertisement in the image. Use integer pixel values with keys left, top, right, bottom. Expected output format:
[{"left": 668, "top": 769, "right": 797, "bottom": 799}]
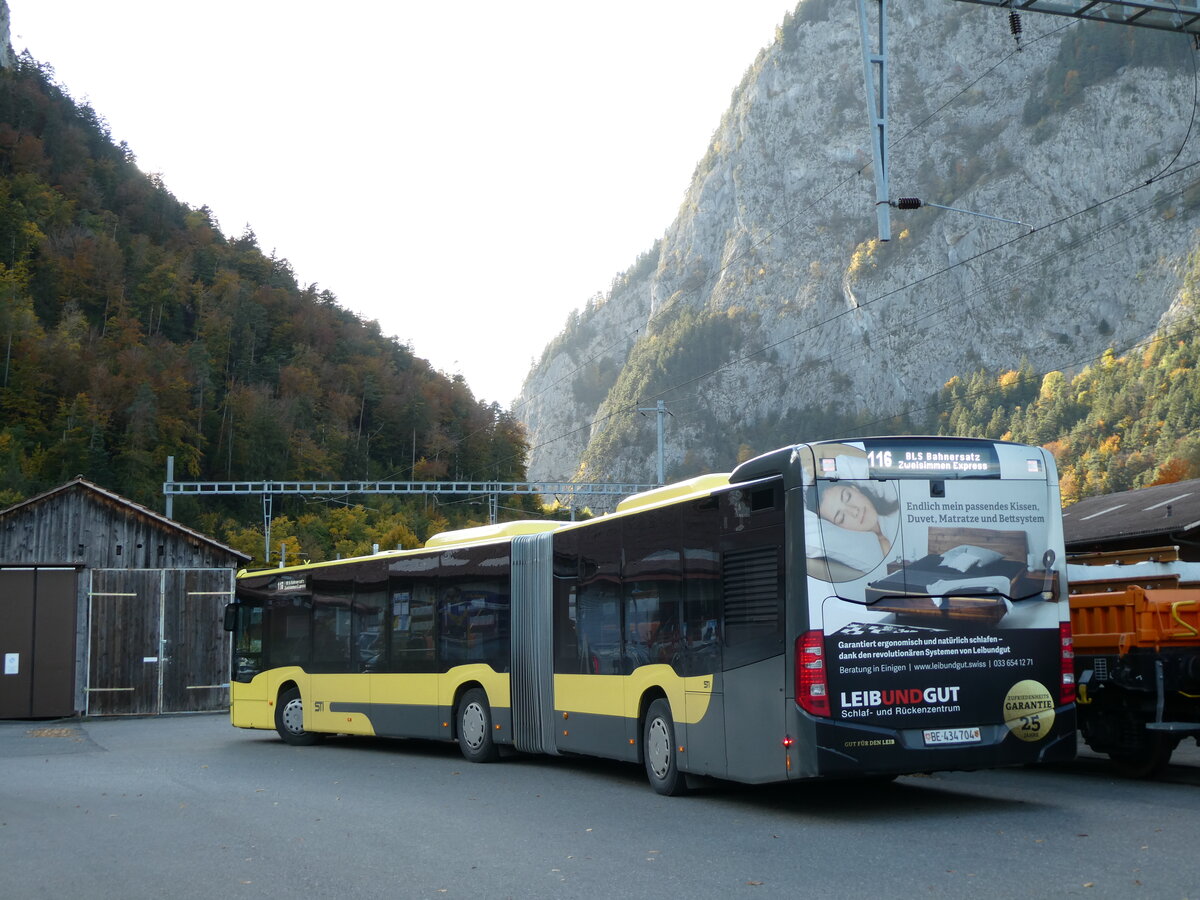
[
  {"left": 811, "top": 482, "right": 898, "bottom": 556},
  {"left": 803, "top": 478, "right": 902, "bottom": 581}
]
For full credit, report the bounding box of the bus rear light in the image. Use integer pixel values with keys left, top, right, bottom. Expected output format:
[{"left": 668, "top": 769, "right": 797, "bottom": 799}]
[
  {"left": 1060, "top": 621, "right": 1076, "bottom": 705},
  {"left": 797, "top": 631, "right": 831, "bottom": 717}
]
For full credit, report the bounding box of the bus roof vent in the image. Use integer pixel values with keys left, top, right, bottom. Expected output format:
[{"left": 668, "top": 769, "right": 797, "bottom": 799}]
[
  {"left": 424, "top": 520, "right": 561, "bottom": 549},
  {"left": 615, "top": 473, "right": 732, "bottom": 514},
  {"left": 730, "top": 446, "right": 799, "bottom": 484}
]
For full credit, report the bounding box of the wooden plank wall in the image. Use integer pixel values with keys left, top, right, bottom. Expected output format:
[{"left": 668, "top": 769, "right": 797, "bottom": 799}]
[{"left": 0, "top": 488, "right": 238, "bottom": 569}]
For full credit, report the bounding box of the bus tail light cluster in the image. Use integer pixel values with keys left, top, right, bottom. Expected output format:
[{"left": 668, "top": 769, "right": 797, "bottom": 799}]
[
  {"left": 796, "top": 630, "right": 830, "bottom": 717},
  {"left": 1060, "top": 621, "right": 1076, "bottom": 705}
]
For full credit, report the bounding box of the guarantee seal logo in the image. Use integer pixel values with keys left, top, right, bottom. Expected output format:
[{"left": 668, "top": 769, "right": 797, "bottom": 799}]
[{"left": 1003, "top": 679, "right": 1055, "bottom": 742}]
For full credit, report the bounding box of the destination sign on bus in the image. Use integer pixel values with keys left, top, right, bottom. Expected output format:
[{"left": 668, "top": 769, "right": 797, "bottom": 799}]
[{"left": 857, "top": 440, "right": 1001, "bottom": 479}]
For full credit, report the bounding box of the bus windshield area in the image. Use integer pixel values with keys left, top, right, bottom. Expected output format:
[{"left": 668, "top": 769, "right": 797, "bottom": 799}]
[{"left": 801, "top": 440, "right": 1060, "bottom": 632}]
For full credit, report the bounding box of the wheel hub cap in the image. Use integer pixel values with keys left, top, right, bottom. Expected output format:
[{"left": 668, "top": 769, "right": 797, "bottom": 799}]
[
  {"left": 647, "top": 717, "right": 671, "bottom": 778},
  {"left": 282, "top": 699, "right": 304, "bottom": 734},
  {"left": 462, "top": 702, "right": 486, "bottom": 749}
]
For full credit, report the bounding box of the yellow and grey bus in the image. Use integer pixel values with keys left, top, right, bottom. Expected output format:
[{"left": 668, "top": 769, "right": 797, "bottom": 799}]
[{"left": 224, "top": 437, "right": 1076, "bottom": 794}]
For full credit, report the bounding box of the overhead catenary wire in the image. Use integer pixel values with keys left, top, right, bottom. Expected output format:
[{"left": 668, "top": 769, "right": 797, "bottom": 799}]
[{"left": 1145, "top": 11, "right": 1200, "bottom": 183}]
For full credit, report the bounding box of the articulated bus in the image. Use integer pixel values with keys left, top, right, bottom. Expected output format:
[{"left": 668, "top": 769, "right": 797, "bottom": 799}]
[{"left": 224, "top": 437, "right": 1076, "bottom": 794}]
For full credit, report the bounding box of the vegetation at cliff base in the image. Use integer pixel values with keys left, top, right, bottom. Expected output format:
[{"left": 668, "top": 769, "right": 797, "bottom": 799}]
[
  {"left": 921, "top": 197, "right": 1200, "bottom": 500},
  {"left": 0, "top": 55, "right": 531, "bottom": 563},
  {"left": 928, "top": 317, "right": 1200, "bottom": 504}
]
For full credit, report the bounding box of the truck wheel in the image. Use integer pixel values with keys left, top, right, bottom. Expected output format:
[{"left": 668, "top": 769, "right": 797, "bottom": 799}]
[{"left": 1109, "top": 733, "right": 1175, "bottom": 778}]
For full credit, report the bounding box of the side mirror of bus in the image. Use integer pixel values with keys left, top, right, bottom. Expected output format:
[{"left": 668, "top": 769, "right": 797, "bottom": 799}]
[
  {"left": 1041, "top": 550, "right": 1057, "bottom": 600},
  {"left": 223, "top": 603, "right": 239, "bottom": 632}
]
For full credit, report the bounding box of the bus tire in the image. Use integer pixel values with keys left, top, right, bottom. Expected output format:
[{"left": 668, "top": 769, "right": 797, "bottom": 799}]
[
  {"left": 457, "top": 688, "right": 500, "bottom": 763},
  {"left": 643, "top": 698, "right": 689, "bottom": 796},
  {"left": 275, "top": 686, "right": 324, "bottom": 746}
]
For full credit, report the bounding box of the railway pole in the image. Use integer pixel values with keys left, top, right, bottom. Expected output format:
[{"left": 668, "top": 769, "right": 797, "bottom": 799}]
[{"left": 638, "top": 401, "right": 670, "bottom": 485}]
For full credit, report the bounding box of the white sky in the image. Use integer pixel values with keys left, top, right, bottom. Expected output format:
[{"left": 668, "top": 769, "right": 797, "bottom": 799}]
[{"left": 10, "top": 0, "right": 796, "bottom": 408}]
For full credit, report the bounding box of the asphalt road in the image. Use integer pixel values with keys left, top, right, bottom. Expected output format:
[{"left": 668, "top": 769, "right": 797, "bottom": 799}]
[{"left": 1, "top": 714, "right": 1198, "bottom": 899}]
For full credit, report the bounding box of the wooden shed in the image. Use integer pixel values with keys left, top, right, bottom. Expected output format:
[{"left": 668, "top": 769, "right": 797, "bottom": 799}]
[{"left": 0, "top": 477, "right": 250, "bottom": 718}]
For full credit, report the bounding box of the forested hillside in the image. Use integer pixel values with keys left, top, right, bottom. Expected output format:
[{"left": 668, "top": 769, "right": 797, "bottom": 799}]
[
  {"left": 0, "top": 55, "right": 531, "bottom": 562},
  {"left": 928, "top": 260, "right": 1200, "bottom": 504}
]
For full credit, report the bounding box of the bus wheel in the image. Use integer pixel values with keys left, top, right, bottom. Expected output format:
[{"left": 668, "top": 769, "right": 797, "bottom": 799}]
[
  {"left": 457, "top": 688, "right": 500, "bottom": 763},
  {"left": 275, "top": 686, "right": 324, "bottom": 746},
  {"left": 643, "top": 699, "right": 689, "bottom": 796}
]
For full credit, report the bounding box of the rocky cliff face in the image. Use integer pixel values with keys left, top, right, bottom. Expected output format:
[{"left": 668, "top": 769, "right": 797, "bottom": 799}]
[{"left": 518, "top": 0, "right": 1200, "bottom": 484}]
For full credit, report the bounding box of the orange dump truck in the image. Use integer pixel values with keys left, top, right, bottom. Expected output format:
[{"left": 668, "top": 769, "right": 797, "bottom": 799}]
[{"left": 1070, "top": 585, "right": 1200, "bottom": 776}]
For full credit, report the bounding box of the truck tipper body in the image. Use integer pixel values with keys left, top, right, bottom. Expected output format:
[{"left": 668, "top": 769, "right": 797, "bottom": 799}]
[{"left": 1069, "top": 550, "right": 1200, "bottom": 775}]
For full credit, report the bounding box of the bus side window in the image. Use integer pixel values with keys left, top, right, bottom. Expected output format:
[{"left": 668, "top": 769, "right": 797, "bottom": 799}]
[
  {"left": 574, "top": 520, "right": 622, "bottom": 675},
  {"left": 266, "top": 594, "right": 312, "bottom": 669},
  {"left": 353, "top": 585, "right": 387, "bottom": 672},
  {"left": 554, "top": 585, "right": 580, "bottom": 672},
  {"left": 439, "top": 586, "right": 469, "bottom": 667},
  {"left": 623, "top": 505, "right": 683, "bottom": 674},
  {"left": 553, "top": 539, "right": 582, "bottom": 674},
  {"left": 232, "top": 602, "right": 264, "bottom": 683},
  {"left": 311, "top": 578, "right": 354, "bottom": 673},
  {"left": 389, "top": 579, "right": 437, "bottom": 672},
  {"left": 438, "top": 545, "right": 511, "bottom": 672},
  {"left": 683, "top": 496, "right": 722, "bottom": 676},
  {"left": 683, "top": 573, "right": 721, "bottom": 677},
  {"left": 577, "top": 585, "right": 622, "bottom": 675}
]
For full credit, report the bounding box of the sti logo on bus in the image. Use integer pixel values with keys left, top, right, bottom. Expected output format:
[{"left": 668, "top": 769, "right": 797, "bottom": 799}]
[{"left": 841, "top": 686, "right": 962, "bottom": 708}]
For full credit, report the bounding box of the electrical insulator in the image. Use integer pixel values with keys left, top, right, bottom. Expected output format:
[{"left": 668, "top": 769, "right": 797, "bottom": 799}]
[
  {"left": 1009, "top": 12, "right": 1023, "bottom": 39},
  {"left": 895, "top": 197, "right": 922, "bottom": 210}
]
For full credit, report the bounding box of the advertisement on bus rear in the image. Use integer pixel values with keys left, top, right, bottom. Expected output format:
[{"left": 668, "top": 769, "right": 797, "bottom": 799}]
[{"left": 798, "top": 440, "right": 1065, "bottom": 736}]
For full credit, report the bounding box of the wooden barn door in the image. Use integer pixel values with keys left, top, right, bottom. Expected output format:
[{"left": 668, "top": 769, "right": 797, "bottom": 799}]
[
  {"left": 161, "top": 569, "right": 234, "bottom": 712},
  {"left": 0, "top": 570, "right": 36, "bottom": 717},
  {"left": 0, "top": 568, "right": 78, "bottom": 718},
  {"left": 88, "top": 569, "right": 234, "bottom": 716},
  {"left": 87, "top": 569, "right": 163, "bottom": 715}
]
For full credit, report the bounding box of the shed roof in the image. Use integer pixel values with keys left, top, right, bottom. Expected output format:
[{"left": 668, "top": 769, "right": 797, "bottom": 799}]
[
  {"left": 0, "top": 476, "right": 251, "bottom": 563},
  {"left": 1061, "top": 478, "right": 1200, "bottom": 549}
]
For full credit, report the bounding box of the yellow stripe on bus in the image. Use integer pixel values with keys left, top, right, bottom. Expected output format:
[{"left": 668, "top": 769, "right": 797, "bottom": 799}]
[{"left": 554, "top": 667, "right": 714, "bottom": 723}]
